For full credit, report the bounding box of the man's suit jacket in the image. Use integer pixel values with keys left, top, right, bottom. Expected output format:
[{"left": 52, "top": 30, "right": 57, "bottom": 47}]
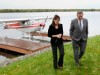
[{"left": 70, "top": 18, "right": 88, "bottom": 41}]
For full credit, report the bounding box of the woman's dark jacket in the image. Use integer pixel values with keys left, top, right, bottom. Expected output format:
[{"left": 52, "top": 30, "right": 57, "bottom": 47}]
[{"left": 48, "top": 24, "right": 63, "bottom": 45}]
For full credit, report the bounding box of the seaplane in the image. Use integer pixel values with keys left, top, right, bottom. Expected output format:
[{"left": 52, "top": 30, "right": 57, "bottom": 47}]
[
  {"left": 0, "top": 17, "right": 52, "bottom": 41},
  {"left": 0, "top": 17, "right": 51, "bottom": 32}
]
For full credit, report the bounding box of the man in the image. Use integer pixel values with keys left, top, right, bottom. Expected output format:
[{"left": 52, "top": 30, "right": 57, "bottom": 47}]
[{"left": 70, "top": 11, "right": 88, "bottom": 66}]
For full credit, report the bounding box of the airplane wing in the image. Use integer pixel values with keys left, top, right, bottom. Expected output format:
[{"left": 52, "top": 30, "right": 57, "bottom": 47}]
[
  {"left": 34, "top": 17, "right": 52, "bottom": 20},
  {"left": 0, "top": 17, "right": 52, "bottom": 23},
  {"left": 0, "top": 18, "right": 29, "bottom": 23}
]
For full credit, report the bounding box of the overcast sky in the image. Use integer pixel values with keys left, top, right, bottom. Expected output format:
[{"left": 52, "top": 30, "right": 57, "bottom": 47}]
[{"left": 0, "top": 0, "right": 100, "bottom": 9}]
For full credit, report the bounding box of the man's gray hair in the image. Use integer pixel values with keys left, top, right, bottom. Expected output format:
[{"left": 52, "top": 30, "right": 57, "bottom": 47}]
[{"left": 77, "top": 11, "right": 83, "bottom": 14}]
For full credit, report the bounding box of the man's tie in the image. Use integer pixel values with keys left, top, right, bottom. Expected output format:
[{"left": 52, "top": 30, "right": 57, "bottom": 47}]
[{"left": 79, "top": 21, "right": 82, "bottom": 31}]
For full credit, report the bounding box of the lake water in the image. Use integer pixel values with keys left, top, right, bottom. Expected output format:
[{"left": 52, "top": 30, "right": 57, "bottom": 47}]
[
  {"left": 0, "top": 12, "right": 100, "bottom": 38},
  {"left": 0, "top": 12, "right": 100, "bottom": 61}
]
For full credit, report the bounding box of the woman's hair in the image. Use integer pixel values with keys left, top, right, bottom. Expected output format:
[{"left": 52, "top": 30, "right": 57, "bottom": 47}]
[{"left": 51, "top": 15, "right": 60, "bottom": 26}]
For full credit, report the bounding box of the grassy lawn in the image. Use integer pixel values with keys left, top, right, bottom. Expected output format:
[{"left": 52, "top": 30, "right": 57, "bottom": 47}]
[{"left": 0, "top": 36, "right": 99, "bottom": 75}]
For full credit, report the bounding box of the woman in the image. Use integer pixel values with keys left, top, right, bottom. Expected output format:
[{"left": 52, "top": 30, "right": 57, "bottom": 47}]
[{"left": 48, "top": 15, "right": 64, "bottom": 69}]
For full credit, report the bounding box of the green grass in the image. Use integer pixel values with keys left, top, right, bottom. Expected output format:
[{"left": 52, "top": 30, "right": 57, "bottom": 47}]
[{"left": 0, "top": 36, "right": 100, "bottom": 75}]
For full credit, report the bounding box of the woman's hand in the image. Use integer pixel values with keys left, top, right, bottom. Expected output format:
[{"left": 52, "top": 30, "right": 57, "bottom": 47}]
[
  {"left": 52, "top": 34, "right": 62, "bottom": 38},
  {"left": 56, "top": 34, "right": 62, "bottom": 38}
]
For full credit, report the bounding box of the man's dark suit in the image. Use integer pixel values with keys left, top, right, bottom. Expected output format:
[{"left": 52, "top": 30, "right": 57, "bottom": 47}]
[{"left": 70, "top": 18, "right": 88, "bottom": 65}]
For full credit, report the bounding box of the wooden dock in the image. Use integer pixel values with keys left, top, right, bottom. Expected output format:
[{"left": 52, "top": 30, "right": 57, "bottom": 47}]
[
  {"left": 0, "top": 32, "right": 71, "bottom": 54},
  {"left": 30, "top": 32, "right": 71, "bottom": 41},
  {"left": 0, "top": 37, "right": 50, "bottom": 54}
]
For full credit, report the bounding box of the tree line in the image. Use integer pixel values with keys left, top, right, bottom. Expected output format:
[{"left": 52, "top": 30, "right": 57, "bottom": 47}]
[{"left": 0, "top": 9, "right": 100, "bottom": 13}]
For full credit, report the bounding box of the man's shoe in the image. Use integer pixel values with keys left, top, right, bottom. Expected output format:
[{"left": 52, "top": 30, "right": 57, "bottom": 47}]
[{"left": 76, "top": 63, "right": 80, "bottom": 67}]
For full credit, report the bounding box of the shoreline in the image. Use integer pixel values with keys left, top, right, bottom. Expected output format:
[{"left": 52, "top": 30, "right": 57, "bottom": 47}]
[{"left": 0, "top": 9, "right": 100, "bottom": 13}]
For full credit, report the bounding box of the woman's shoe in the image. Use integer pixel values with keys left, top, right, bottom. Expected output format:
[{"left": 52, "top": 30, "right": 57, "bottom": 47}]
[{"left": 58, "top": 66, "right": 63, "bottom": 70}]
